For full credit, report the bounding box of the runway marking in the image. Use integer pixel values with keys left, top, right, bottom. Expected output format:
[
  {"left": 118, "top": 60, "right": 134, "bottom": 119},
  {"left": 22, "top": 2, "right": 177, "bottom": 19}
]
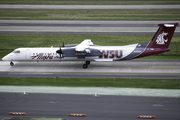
[{"left": 153, "top": 97, "right": 178, "bottom": 107}]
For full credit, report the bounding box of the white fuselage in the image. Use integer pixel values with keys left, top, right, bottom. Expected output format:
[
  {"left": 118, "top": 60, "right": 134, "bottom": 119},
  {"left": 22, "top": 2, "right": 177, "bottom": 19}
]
[{"left": 2, "top": 44, "right": 138, "bottom": 62}]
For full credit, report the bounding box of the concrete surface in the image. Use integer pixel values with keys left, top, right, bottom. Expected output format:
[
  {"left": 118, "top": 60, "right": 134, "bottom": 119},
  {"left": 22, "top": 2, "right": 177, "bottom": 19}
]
[
  {"left": 0, "top": 20, "right": 179, "bottom": 35},
  {"left": 0, "top": 5, "right": 180, "bottom": 10},
  {"left": 0, "top": 92, "right": 179, "bottom": 120},
  {"left": 0, "top": 60, "right": 180, "bottom": 78},
  {"left": 0, "top": 86, "right": 180, "bottom": 97},
  {"left": 0, "top": 60, "right": 180, "bottom": 73}
]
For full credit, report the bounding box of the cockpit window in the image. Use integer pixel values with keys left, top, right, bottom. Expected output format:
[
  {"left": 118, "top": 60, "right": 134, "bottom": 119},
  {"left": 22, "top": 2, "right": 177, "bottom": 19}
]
[{"left": 12, "top": 50, "right": 20, "bottom": 53}]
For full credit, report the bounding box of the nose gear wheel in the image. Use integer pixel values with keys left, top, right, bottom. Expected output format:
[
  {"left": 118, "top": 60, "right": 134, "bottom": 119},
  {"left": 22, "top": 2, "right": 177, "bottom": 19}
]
[{"left": 10, "top": 61, "right": 14, "bottom": 66}]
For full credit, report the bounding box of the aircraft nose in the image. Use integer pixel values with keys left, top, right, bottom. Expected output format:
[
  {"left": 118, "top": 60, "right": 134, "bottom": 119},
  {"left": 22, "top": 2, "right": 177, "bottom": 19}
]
[{"left": 2, "top": 55, "right": 10, "bottom": 61}]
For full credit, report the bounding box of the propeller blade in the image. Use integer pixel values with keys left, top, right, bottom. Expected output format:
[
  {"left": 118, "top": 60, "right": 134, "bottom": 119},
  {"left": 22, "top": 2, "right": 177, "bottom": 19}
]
[
  {"left": 63, "top": 41, "right": 65, "bottom": 47},
  {"left": 56, "top": 47, "right": 62, "bottom": 59},
  {"left": 56, "top": 42, "right": 65, "bottom": 59}
]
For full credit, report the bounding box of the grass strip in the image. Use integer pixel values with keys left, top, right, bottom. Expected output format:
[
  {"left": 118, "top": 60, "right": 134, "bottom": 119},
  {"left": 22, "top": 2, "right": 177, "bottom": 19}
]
[
  {"left": 0, "top": 34, "right": 180, "bottom": 59},
  {"left": 0, "top": 10, "right": 180, "bottom": 20},
  {"left": 0, "top": 77, "right": 179, "bottom": 89},
  {"left": 0, "top": 0, "right": 179, "bottom": 5}
]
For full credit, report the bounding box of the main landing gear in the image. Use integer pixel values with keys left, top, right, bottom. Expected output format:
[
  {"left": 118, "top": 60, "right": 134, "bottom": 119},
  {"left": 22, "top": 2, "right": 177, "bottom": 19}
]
[
  {"left": 83, "top": 61, "right": 90, "bottom": 69},
  {"left": 10, "top": 61, "right": 14, "bottom": 66}
]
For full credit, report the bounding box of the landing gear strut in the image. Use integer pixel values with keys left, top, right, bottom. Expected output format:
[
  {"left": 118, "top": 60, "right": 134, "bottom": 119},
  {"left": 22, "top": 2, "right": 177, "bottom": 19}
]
[
  {"left": 86, "top": 61, "right": 90, "bottom": 65},
  {"left": 83, "top": 61, "right": 90, "bottom": 69},
  {"left": 10, "top": 61, "right": 14, "bottom": 66}
]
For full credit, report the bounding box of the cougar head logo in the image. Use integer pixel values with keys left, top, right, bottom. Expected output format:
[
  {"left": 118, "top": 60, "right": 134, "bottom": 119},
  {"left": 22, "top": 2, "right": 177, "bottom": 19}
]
[{"left": 156, "top": 32, "right": 168, "bottom": 45}]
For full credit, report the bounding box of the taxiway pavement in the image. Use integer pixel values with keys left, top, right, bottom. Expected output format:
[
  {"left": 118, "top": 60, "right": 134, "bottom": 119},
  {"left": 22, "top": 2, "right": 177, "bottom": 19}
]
[
  {"left": 0, "top": 60, "right": 180, "bottom": 78},
  {"left": 0, "top": 20, "right": 179, "bottom": 34},
  {"left": 0, "top": 5, "right": 179, "bottom": 34},
  {"left": 0, "top": 92, "right": 179, "bottom": 120},
  {"left": 0, "top": 5, "right": 180, "bottom": 10}
]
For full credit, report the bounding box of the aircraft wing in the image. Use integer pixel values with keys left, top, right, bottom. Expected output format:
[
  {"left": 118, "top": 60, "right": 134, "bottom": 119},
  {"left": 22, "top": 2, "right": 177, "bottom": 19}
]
[
  {"left": 75, "top": 39, "right": 94, "bottom": 53},
  {"left": 61, "top": 39, "right": 102, "bottom": 59}
]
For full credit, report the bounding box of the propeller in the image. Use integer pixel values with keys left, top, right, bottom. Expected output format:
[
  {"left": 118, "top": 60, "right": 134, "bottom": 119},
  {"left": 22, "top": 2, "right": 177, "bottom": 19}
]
[
  {"left": 56, "top": 42, "right": 65, "bottom": 59},
  {"left": 62, "top": 41, "right": 65, "bottom": 47}
]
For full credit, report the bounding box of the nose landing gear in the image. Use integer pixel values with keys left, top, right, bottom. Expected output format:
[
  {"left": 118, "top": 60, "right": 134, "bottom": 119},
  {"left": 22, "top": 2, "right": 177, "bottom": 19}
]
[{"left": 10, "top": 61, "right": 14, "bottom": 66}]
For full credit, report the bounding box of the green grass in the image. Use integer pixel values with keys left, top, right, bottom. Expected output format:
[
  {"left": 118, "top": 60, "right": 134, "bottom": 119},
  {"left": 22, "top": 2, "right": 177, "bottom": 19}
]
[
  {"left": 1, "top": 34, "right": 180, "bottom": 59},
  {"left": 139, "top": 55, "right": 180, "bottom": 59},
  {"left": 0, "top": 77, "right": 179, "bottom": 89},
  {"left": 0, "top": 10, "right": 180, "bottom": 20},
  {"left": 0, "top": 0, "right": 179, "bottom": 5},
  {"left": 0, "top": 34, "right": 154, "bottom": 49}
]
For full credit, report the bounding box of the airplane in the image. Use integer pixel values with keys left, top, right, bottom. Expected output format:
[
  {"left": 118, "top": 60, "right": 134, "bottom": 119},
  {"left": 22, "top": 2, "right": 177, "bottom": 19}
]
[{"left": 2, "top": 23, "right": 178, "bottom": 69}]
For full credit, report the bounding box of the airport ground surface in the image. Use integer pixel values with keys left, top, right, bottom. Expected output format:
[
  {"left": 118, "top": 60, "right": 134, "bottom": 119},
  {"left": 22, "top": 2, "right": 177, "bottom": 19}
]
[
  {"left": 0, "top": 60, "right": 180, "bottom": 78},
  {"left": 0, "top": 20, "right": 180, "bottom": 35},
  {"left": 0, "top": 3, "right": 180, "bottom": 120},
  {"left": 0, "top": 5, "right": 179, "bottom": 34},
  {"left": 1, "top": 59, "right": 180, "bottom": 120},
  {"left": 0, "top": 92, "right": 180, "bottom": 120},
  {"left": 0, "top": 4, "right": 180, "bottom": 10}
]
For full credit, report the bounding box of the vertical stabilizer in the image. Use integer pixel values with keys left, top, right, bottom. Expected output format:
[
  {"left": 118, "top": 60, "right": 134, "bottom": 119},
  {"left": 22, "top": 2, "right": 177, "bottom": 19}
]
[
  {"left": 148, "top": 23, "right": 178, "bottom": 48},
  {"left": 133, "top": 23, "right": 178, "bottom": 59}
]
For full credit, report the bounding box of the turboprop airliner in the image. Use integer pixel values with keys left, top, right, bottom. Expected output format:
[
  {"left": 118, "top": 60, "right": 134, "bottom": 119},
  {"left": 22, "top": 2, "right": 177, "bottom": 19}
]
[{"left": 2, "top": 23, "right": 178, "bottom": 69}]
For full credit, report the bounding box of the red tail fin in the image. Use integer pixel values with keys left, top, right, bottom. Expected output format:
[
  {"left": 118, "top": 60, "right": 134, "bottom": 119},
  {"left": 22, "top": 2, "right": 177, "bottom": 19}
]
[
  {"left": 148, "top": 23, "right": 178, "bottom": 48},
  {"left": 134, "top": 23, "right": 178, "bottom": 59}
]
